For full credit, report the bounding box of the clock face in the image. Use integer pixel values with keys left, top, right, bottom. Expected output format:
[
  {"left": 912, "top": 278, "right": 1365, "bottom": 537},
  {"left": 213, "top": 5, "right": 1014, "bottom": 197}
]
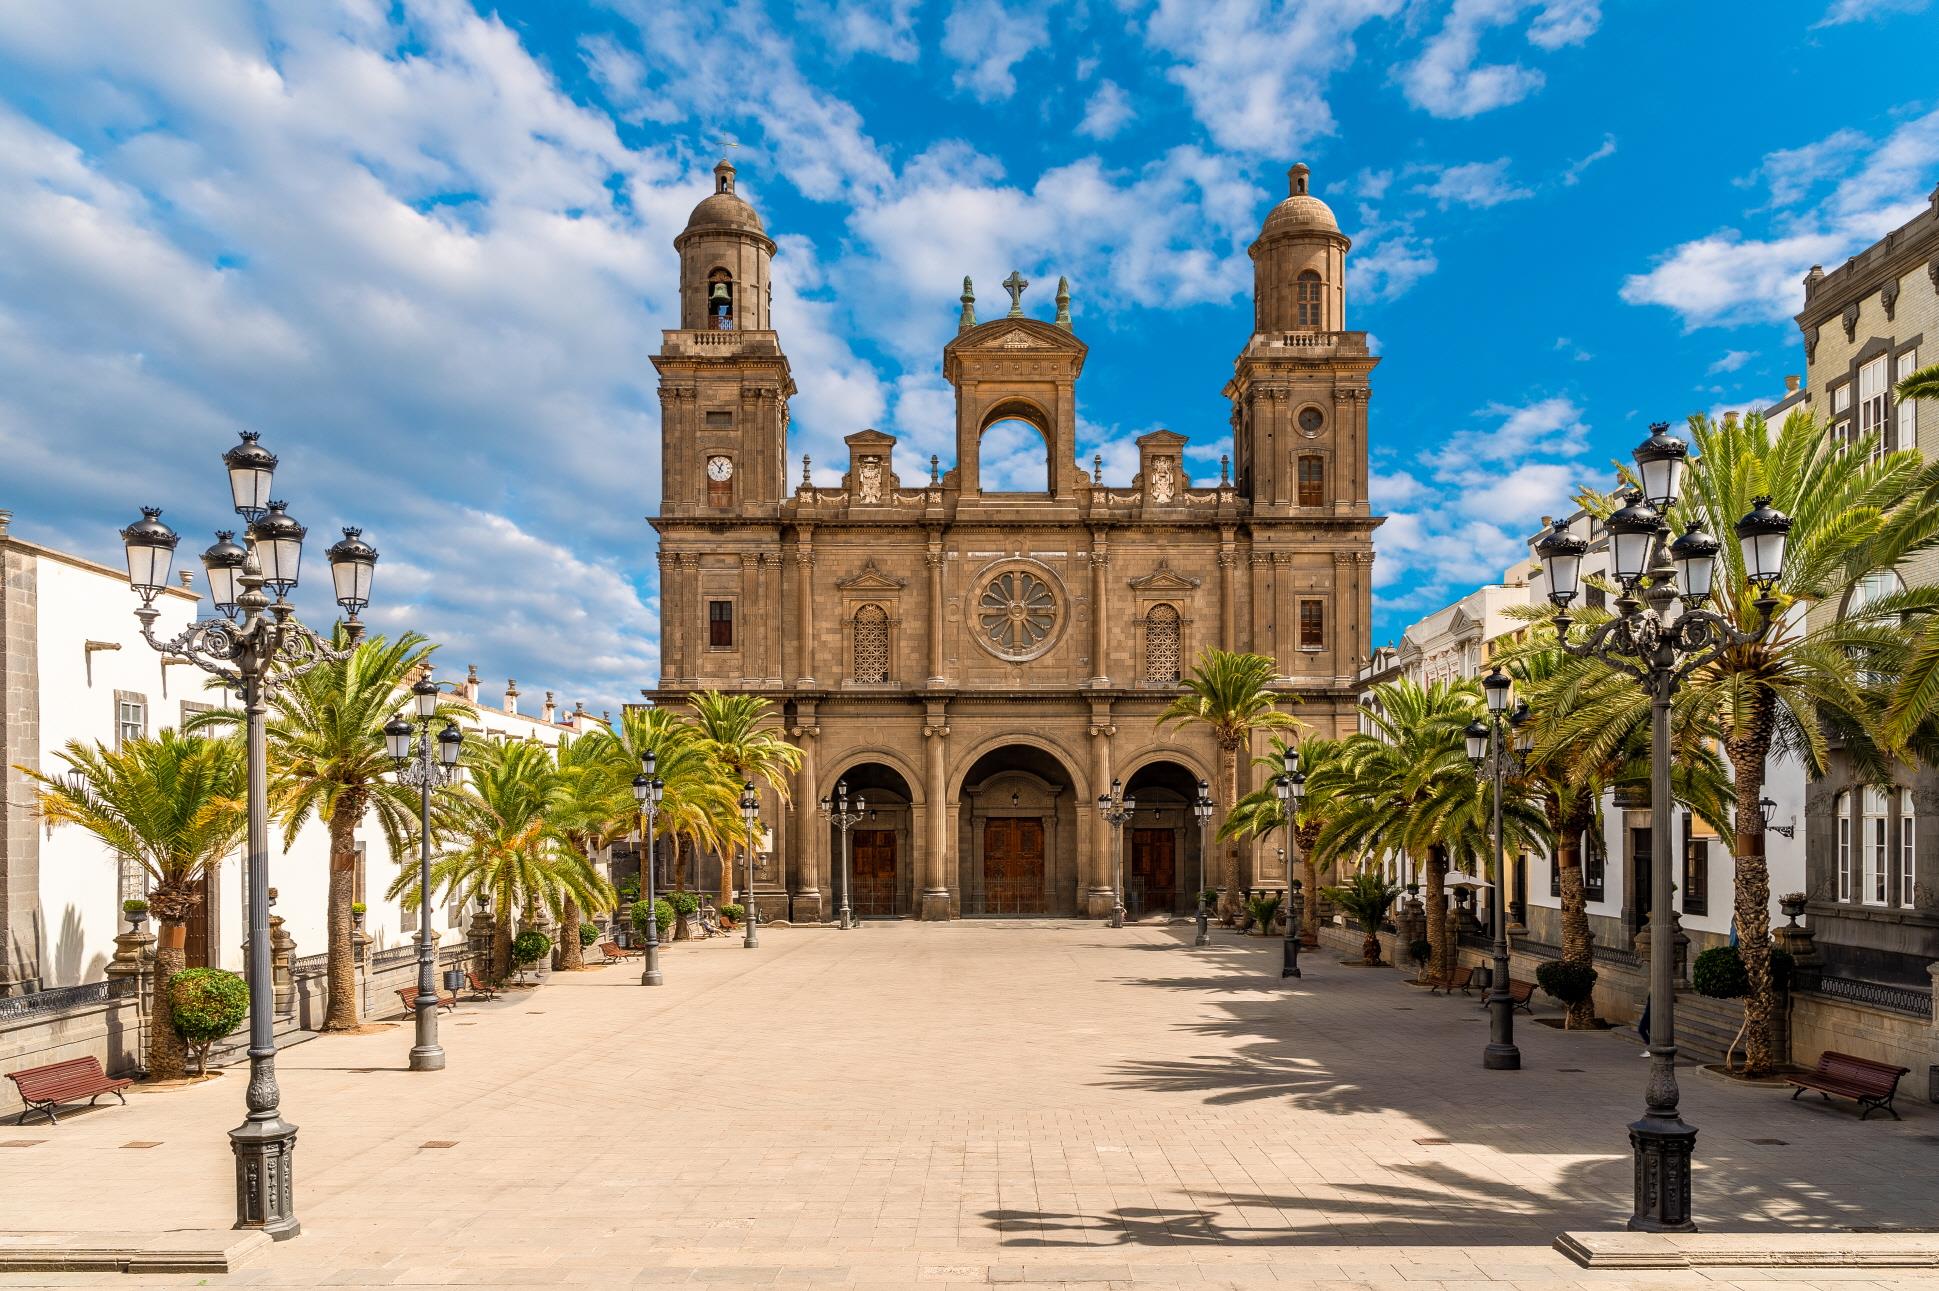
[
  {"left": 1297, "top": 406, "right": 1325, "bottom": 436},
  {"left": 707, "top": 455, "right": 734, "bottom": 482}
]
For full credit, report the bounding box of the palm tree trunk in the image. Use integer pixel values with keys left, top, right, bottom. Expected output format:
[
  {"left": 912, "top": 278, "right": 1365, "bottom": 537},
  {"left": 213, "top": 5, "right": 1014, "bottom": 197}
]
[
  {"left": 1556, "top": 798, "right": 1597, "bottom": 1028},
  {"left": 1726, "top": 711, "right": 1779, "bottom": 1075},
  {"left": 322, "top": 802, "right": 361, "bottom": 1031},
  {"left": 559, "top": 895, "right": 585, "bottom": 970},
  {"left": 1297, "top": 821, "right": 1321, "bottom": 945},
  {"left": 149, "top": 921, "right": 189, "bottom": 1081},
  {"left": 1424, "top": 845, "right": 1451, "bottom": 979},
  {"left": 718, "top": 844, "right": 737, "bottom": 911},
  {"left": 1217, "top": 740, "right": 1241, "bottom": 919},
  {"left": 491, "top": 904, "right": 513, "bottom": 980}
]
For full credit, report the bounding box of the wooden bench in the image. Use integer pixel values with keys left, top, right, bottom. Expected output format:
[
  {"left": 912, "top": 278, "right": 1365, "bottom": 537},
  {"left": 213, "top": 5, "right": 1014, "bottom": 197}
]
[
  {"left": 397, "top": 986, "right": 457, "bottom": 1016},
  {"left": 1477, "top": 978, "right": 1537, "bottom": 1013},
  {"left": 1424, "top": 967, "right": 1474, "bottom": 996},
  {"left": 7, "top": 1056, "right": 132, "bottom": 1126},
  {"left": 1787, "top": 1051, "right": 1910, "bottom": 1120},
  {"left": 464, "top": 971, "right": 498, "bottom": 1001},
  {"left": 600, "top": 940, "right": 641, "bottom": 961}
]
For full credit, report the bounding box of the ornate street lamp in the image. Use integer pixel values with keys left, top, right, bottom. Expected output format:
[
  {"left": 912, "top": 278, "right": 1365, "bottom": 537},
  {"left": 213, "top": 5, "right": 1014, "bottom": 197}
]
[
  {"left": 819, "top": 782, "right": 866, "bottom": 929},
  {"left": 386, "top": 671, "right": 463, "bottom": 1073},
  {"left": 631, "top": 752, "right": 665, "bottom": 985},
  {"left": 1095, "top": 778, "right": 1134, "bottom": 928},
  {"left": 1536, "top": 425, "right": 1792, "bottom": 1233},
  {"left": 1192, "top": 780, "right": 1214, "bottom": 948},
  {"left": 119, "top": 429, "right": 378, "bottom": 1241},
  {"left": 1758, "top": 796, "right": 1797, "bottom": 839},
  {"left": 1274, "top": 752, "right": 1305, "bottom": 979},
  {"left": 740, "top": 781, "right": 761, "bottom": 949},
  {"left": 1469, "top": 666, "right": 1523, "bottom": 1072}
]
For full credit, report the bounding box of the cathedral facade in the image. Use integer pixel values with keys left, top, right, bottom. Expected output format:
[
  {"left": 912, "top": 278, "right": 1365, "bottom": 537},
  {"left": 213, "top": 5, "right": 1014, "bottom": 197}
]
[{"left": 645, "top": 159, "right": 1381, "bottom": 922}]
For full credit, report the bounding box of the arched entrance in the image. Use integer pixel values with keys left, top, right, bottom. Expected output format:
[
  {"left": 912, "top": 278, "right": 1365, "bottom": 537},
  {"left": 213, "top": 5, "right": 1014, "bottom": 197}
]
[
  {"left": 1122, "top": 760, "right": 1207, "bottom": 920},
  {"left": 826, "top": 762, "right": 916, "bottom": 919},
  {"left": 957, "top": 744, "right": 1079, "bottom": 916}
]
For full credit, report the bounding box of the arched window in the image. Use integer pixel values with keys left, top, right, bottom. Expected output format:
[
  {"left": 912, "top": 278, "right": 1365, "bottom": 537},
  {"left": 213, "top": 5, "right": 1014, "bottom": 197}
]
[
  {"left": 852, "top": 604, "right": 890, "bottom": 683},
  {"left": 1144, "top": 604, "right": 1181, "bottom": 683},
  {"left": 706, "top": 267, "right": 734, "bottom": 330},
  {"left": 1863, "top": 785, "right": 1890, "bottom": 905},
  {"left": 1297, "top": 454, "right": 1325, "bottom": 507},
  {"left": 1295, "top": 270, "right": 1323, "bottom": 329},
  {"left": 1836, "top": 790, "right": 1852, "bottom": 901},
  {"left": 978, "top": 416, "right": 1051, "bottom": 493}
]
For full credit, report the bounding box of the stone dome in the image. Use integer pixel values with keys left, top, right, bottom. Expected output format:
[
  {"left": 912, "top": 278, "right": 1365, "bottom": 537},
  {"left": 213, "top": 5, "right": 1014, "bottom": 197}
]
[
  {"left": 1260, "top": 163, "right": 1340, "bottom": 238},
  {"left": 683, "top": 158, "right": 765, "bottom": 235}
]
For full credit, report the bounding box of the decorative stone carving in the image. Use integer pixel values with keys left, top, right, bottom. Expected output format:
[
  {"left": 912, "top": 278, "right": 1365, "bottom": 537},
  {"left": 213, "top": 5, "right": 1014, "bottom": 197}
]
[
  {"left": 1842, "top": 301, "right": 1859, "bottom": 341},
  {"left": 857, "top": 456, "right": 884, "bottom": 503},
  {"left": 1804, "top": 324, "right": 1819, "bottom": 363},
  {"left": 835, "top": 560, "right": 907, "bottom": 591},
  {"left": 1126, "top": 563, "right": 1202, "bottom": 591},
  {"left": 1881, "top": 277, "right": 1900, "bottom": 321},
  {"left": 975, "top": 568, "right": 1060, "bottom": 661},
  {"left": 995, "top": 330, "right": 1044, "bottom": 349},
  {"left": 1149, "top": 456, "right": 1176, "bottom": 503}
]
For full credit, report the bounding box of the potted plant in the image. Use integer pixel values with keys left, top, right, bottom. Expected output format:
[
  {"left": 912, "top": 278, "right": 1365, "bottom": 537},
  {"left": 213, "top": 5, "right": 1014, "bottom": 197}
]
[
  {"left": 350, "top": 901, "right": 367, "bottom": 932},
  {"left": 168, "top": 967, "right": 249, "bottom": 1077},
  {"left": 122, "top": 898, "right": 149, "bottom": 932},
  {"left": 1320, "top": 869, "right": 1403, "bottom": 965},
  {"left": 1244, "top": 892, "right": 1282, "bottom": 937},
  {"left": 1535, "top": 960, "right": 1599, "bottom": 1028},
  {"left": 1778, "top": 892, "right": 1807, "bottom": 924},
  {"left": 632, "top": 897, "right": 674, "bottom": 943},
  {"left": 510, "top": 929, "right": 551, "bottom": 983},
  {"left": 719, "top": 902, "right": 746, "bottom": 929}
]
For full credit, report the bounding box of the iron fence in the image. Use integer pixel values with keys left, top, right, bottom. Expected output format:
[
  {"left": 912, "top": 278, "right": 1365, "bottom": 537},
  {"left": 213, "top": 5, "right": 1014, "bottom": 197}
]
[
  {"left": 0, "top": 980, "right": 114, "bottom": 1022},
  {"left": 1810, "top": 975, "right": 1934, "bottom": 1020},
  {"left": 959, "top": 880, "right": 1044, "bottom": 916}
]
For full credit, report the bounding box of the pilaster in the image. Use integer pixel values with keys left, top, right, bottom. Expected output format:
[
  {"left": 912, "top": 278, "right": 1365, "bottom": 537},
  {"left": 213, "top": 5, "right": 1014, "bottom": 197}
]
[
  {"left": 920, "top": 701, "right": 951, "bottom": 920},
  {"left": 790, "top": 706, "right": 824, "bottom": 924},
  {"left": 1086, "top": 707, "right": 1118, "bottom": 918}
]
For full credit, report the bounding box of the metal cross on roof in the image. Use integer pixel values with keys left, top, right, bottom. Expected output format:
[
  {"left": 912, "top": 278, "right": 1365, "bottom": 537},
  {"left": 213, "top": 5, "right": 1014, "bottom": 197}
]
[{"left": 1002, "top": 270, "right": 1029, "bottom": 317}]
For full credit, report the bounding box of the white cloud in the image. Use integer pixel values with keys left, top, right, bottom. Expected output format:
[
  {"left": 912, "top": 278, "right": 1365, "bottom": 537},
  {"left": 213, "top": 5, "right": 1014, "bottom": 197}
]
[
  {"left": 1562, "top": 132, "right": 1616, "bottom": 185},
  {"left": 1352, "top": 230, "right": 1439, "bottom": 302},
  {"left": 942, "top": 0, "right": 1050, "bottom": 101},
  {"left": 1622, "top": 105, "right": 1939, "bottom": 328},
  {"left": 1413, "top": 157, "right": 1532, "bottom": 208},
  {"left": 1144, "top": 0, "right": 1403, "bottom": 155},
  {"left": 1738, "top": 128, "right": 1868, "bottom": 209},
  {"left": 1813, "top": 0, "right": 1930, "bottom": 25},
  {"left": 1346, "top": 167, "right": 1394, "bottom": 200},
  {"left": 1400, "top": 0, "right": 1545, "bottom": 118},
  {"left": 1527, "top": 0, "right": 1602, "bottom": 48},
  {"left": 799, "top": 0, "right": 924, "bottom": 61},
  {"left": 1078, "top": 79, "right": 1136, "bottom": 140},
  {"left": 1707, "top": 349, "right": 1756, "bottom": 374}
]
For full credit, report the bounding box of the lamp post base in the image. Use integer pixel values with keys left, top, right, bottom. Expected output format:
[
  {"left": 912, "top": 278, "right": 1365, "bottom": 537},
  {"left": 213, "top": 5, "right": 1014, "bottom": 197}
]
[
  {"left": 1627, "top": 1114, "right": 1698, "bottom": 1232},
  {"left": 1281, "top": 936, "right": 1301, "bottom": 979},
  {"left": 1194, "top": 905, "right": 1210, "bottom": 947},
  {"left": 409, "top": 997, "right": 444, "bottom": 1071},
  {"left": 641, "top": 943, "right": 663, "bottom": 986},
  {"left": 1483, "top": 1041, "right": 1521, "bottom": 1070},
  {"left": 839, "top": 909, "right": 855, "bottom": 930},
  {"left": 229, "top": 1115, "right": 299, "bottom": 1240}
]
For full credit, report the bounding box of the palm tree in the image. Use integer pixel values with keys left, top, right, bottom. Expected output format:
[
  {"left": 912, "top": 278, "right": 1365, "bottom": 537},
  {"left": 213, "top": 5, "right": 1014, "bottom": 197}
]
[
  {"left": 1896, "top": 360, "right": 1939, "bottom": 403},
  {"left": 1567, "top": 408, "right": 1939, "bottom": 1072},
  {"left": 686, "top": 692, "right": 804, "bottom": 909},
  {"left": 546, "top": 732, "right": 634, "bottom": 969},
  {"left": 1217, "top": 734, "right": 1344, "bottom": 943},
  {"left": 1157, "top": 649, "right": 1299, "bottom": 919},
  {"left": 1321, "top": 867, "right": 1405, "bottom": 965},
  {"left": 602, "top": 707, "right": 740, "bottom": 938},
  {"left": 406, "top": 737, "right": 614, "bottom": 978},
  {"left": 189, "top": 630, "right": 431, "bottom": 1030},
  {"left": 24, "top": 731, "right": 246, "bottom": 1079}
]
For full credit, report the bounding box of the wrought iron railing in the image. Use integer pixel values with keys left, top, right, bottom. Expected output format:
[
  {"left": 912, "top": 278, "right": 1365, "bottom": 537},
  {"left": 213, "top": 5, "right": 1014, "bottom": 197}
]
[
  {"left": 373, "top": 944, "right": 418, "bottom": 966},
  {"left": 1810, "top": 975, "right": 1934, "bottom": 1019},
  {"left": 850, "top": 876, "right": 903, "bottom": 918},
  {"left": 0, "top": 980, "right": 115, "bottom": 1022},
  {"left": 959, "top": 880, "right": 1043, "bottom": 916},
  {"left": 292, "top": 953, "right": 328, "bottom": 975},
  {"left": 1123, "top": 881, "right": 1181, "bottom": 920}
]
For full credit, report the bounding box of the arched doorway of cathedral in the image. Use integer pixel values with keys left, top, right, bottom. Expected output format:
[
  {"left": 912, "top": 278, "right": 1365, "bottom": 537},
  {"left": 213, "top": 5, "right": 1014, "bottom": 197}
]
[
  {"left": 956, "top": 744, "right": 1079, "bottom": 916},
  {"left": 825, "top": 761, "right": 916, "bottom": 919},
  {"left": 1120, "top": 760, "right": 1206, "bottom": 921}
]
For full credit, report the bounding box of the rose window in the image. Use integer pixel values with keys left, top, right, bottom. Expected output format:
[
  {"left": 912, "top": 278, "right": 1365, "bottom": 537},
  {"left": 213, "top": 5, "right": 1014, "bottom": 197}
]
[{"left": 977, "top": 570, "right": 1058, "bottom": 659}]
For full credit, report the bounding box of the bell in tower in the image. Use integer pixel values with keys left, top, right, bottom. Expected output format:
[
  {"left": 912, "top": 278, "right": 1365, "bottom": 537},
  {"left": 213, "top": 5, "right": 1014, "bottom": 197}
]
[
  {"left": 675, "top": 158, "right": 773, "bottom": 332},
  {"left": 708, "top": 274, "right": 734, "bottom": 330}
]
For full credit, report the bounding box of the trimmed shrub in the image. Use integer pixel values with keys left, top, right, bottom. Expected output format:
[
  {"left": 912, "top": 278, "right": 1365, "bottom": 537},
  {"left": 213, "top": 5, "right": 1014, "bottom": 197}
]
[
  {"left": 578, "top": 921, "right": 599, "bottom": 947},
  {"left": 511, "top": 929, "right": 551, "bottom": 969},
  {"left": 668, "top": 890, "right": 701, "bottom": 917},
  {"left": 1199, "top": 888, "right": 1219, "bottom": 908},
  {"left": 1536, "top": 960, "right": 1598, "bottom": 1006},
  {"left": 720, "top": 903, "right": 746, "bottom": 926},
  {"left": 1692, "top": 945, "right": 1749, "bottom": 999},
  {"left": 168, "top": 968, "right": 249, "bottom": 1076},
  {"left": 631, "top": 898, "right": 673, "bottom": 939},
  {"left": 1407, "top": 938, "right": 1431, "bottom": 968}
]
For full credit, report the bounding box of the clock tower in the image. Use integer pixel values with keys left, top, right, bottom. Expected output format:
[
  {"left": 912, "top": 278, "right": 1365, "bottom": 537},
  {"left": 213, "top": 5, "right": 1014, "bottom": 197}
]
[{"left": 653, "top": 157, "right": 794, "bottom": 518}]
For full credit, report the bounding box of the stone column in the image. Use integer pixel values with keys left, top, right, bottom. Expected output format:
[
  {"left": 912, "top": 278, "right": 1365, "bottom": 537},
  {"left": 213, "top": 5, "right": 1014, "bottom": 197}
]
[
  {"left": 1218, "top": 533, "right": 1237, "bottom": 649},
  {"left": 794, "top": 529, "right": 816, "bottom": 687},
  {"left": 1088, "top": 529, "right": 1110, "bottom": 687},
  {"left": 1332, "top": 551, "right": 1354, "bottom": 689},
  {"left": 468, "top": 907, "right": 496, "bottom": 971},
  {"left": 0, "top": 533, "right": 43, "bottom": 997},
  {"left": 657, "top": 550, "right": 680, "bottom": 684},
  {"left": 268, "top": 913, "right": 295, "bottom": 1018},
  {"left": 1272, "top": 552, "right": 1293, "bottom": 677},
  {"left": 925, "top": 536, "right": 946, "bottom": 686},
  {"left": 920, "top": 705, "right": 951, "bottom": 920},
  {"left": 1086, "top": 713, "right": 1118, "bottom": 917},
  {"left": 791, "top": 712, "right": 824, "bottom": 923},
  {"left": 1249, "top": 551, "right": 1270, "bottom": 657},
  {"left": 107, "top": 918, "right": 155, "bottom": 1068}
]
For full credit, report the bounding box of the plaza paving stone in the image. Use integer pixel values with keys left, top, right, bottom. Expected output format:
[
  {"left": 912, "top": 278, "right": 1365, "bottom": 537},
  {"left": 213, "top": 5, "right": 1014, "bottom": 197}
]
[{"left": 0, "top": 921, "right": 1934, "bottom": 1289}]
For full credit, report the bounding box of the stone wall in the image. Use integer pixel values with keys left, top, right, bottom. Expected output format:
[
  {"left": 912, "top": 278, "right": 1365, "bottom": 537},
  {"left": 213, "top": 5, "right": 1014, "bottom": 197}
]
[
  {"left": 1790, "top": 989, "right": 1935, "bottom": 1103},
  {"left": 0, "top": 985, "right": 142, "bottom": 1118}
]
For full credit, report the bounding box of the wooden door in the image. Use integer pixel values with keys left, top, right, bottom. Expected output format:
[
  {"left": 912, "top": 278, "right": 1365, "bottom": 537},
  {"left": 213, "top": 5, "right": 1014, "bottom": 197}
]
[
  {"left": 980, "top": 818, "right": 1045, "bottom": 914},
  {"left": 1128, "top": 828, "right": 1178, "bottom": 917},
  {"left": 184, "top": 872, "right": 213, "bottom": 969},
  {"left": 850, "top": 829, "right": 898, "bottom": 916}
]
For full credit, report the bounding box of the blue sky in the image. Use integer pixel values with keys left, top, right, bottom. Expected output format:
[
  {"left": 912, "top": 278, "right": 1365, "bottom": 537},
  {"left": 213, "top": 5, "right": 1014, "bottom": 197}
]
[{"left": 1, "top": 0, "right": 1935, "bottom": 711}]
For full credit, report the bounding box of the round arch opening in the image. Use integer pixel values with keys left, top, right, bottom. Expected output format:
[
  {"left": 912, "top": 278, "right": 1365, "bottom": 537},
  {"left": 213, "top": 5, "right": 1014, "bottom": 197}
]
[
  {"left": 958, "top": 743, "right": 1079, "bottom": 916},
  {"left": 977, "top": 409, "right": 1052, "bottom": 494},
  {"left": 826, "top": 762, "right": 916, "bottom": 919},
  {"left": 1119, "top": 760, "right": 1208, "bottom": 920}
]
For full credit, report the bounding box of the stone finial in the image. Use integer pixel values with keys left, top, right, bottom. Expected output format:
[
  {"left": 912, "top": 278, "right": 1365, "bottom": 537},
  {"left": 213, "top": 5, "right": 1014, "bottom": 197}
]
[
  {"left": 1785, "top": 374, "right": 1800, "bottom": 394},
  {"left": 1220, "top": 454, "right": 1230, "bottom": 485},
  {"left": 505, "top": 678, "right": 519, "bottom": 715},
  {"left": 0, "top": 509, "right": 10, "bottom": 536},
  {"left": 464, "top": 664, "right": 480, "bottom": 703},
  {"left": 802, "top": 454, "right": 812, "bottom": 487},
  {"left": 179, "top": 570, "right": 195, "bottom": 588},
  {"left": 958, "top": 276, "right": 976, "bottom": 333},
  {"left": 1002, "top": 269, "right": 1029, "bottom": 317},
  {"left": 930, "top": 453, "right": 941, "bottom": 484},
  {"left": 1054, "top": 276, "right": 1071, "bottom": 329},
  {"left": 542, "top": 691, "right": 556, "bottom": 722},
  {"left": 1803, "top": 264, "right": 1824, "bottom": 297},
  {"left": 1092, "top": 454, "right": 1103, "bottom": 484},
  {"left": 1289, "top": 162, "right": 1311, "bottom": 196}
]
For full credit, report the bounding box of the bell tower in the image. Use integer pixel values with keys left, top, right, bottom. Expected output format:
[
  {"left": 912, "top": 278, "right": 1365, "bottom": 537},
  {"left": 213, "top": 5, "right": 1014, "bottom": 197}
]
[
  {"left": 653, "top": 158, "right": 794, "bottom": 518},
  {"left": 1224, "top": 162, "right": 1373, "bottom": 516}
]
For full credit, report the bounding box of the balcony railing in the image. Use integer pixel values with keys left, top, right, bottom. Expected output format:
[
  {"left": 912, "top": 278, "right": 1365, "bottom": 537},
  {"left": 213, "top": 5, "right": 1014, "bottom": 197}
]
[{"left": 1810, "top": 974, "right": 1933, "bottom": 1019}]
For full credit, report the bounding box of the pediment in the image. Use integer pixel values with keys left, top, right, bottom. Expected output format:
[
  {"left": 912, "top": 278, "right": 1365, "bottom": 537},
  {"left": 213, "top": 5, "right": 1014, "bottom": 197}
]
[
  {"left": 834, "top": 560, "right": 909, "bottom": 592},
  {"left": 946, "top": 317, "right": 1088, "bottom": 356},
  {"left": 1126, "top": 563, "right": 1202, "bottom": 592},
  {"left": 1447, "top": 606, "right": 1481, "bottom": 637},
  {"left": 1136, "top": 429, "right": 1189, "bottom": 449}
]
